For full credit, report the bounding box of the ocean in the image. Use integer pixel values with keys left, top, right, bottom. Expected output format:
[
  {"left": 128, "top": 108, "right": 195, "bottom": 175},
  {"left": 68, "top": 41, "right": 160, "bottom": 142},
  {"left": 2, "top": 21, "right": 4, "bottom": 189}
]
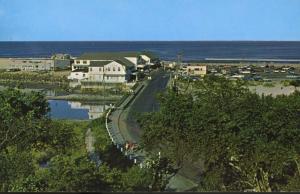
[{"left": 0, "top": 41, "right": 300, "bottom": 61}]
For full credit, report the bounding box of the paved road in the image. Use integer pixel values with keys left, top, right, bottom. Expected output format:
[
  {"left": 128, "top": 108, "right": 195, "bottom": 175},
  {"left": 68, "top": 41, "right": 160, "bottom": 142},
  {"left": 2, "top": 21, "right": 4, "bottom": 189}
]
[
  {"left": 131, "top": 70, "right": 170, "bottom": 113},
  {"left": 110, "top": 69, "right": 198, "bottom": 191},
  {"left": 122, "top": 70, "right": 198, "bottom": 191},
  {"left": 121, "top": 69, "right": 171, "bottom": 143}
]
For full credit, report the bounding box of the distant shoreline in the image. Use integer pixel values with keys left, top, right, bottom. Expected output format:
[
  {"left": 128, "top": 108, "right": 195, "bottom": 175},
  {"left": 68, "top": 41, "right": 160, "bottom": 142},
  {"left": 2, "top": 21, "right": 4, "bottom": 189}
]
[
  {"left": 1, "top": 40, "right": 300, "bottom": 42},
  {"left": 183, "top": 58, "right": 300, "bottom": 63},
  {"left": 1, "top": 56, "right": 300, "bottom": 63},
  {"left": 1, "top": 41, "right": 300, "bottom": 61}
]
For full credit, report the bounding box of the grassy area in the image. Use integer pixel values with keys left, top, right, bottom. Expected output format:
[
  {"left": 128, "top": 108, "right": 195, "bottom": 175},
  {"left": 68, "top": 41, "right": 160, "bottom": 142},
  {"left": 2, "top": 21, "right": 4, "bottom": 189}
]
[
  {"left": 244, "top": 80, "right": 264, "bottom": 86},
  {"left": 89, "top": 117, "right": 134, "bottom": 170},
  {"left": 263, "top": 82, "right": 275, "bottom": 87},
  {"left": 0, "top": 71, "right": 71, "bottom": 94},
  {"left": 0, "top": 71, "right": 69, "bottom": 83},
  {"left": 30, "top": 118, "right": 122, "bottom": 170},
  {"left": 31, "top": 119, "right": 90, "bottom": 171},
  {"left": 89, "top": 117, "right": 111, "bottom": 153},
  {"left": 81, "top": 87, "right": 127, "bottom": 96},
  {"left": 281, "top": 80, "right": 291, "bottom": 86},
  {"left": 58, "top": 120, "right": 90, "bottom": 157}
]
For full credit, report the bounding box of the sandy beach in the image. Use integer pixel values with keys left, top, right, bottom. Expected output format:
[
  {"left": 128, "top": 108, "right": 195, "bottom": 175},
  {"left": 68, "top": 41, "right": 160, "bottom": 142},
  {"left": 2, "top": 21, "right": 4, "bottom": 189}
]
[{"left": 248, "top": 82, "right": 300, "bottom": 96}]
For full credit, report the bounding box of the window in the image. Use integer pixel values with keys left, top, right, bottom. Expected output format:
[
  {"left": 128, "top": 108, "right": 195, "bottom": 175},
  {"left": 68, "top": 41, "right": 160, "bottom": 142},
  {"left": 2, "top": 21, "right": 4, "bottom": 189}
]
[
  {"left": 83, "top": 60, "right": 87, "bottom": 64},
  {"left": 99, "top": 67, "right": 101, "bottom": 71},
  {"left": 83, "top": 74, "right": 85, "bottom": 77},
  {"left": 108, "top": 67, "right": 111, "bottom": 71},
  {"left": 118, "top": 67, "right": 121, "bottom": 71},
  {"left": 113, "top": 67, "right": 115, "bottom": 71},
  {"left": 90, "top": 67, "right": 92, "bottom": 71},
  {"left": 76, "top": 60, "right": 80, "bottom": 64}
]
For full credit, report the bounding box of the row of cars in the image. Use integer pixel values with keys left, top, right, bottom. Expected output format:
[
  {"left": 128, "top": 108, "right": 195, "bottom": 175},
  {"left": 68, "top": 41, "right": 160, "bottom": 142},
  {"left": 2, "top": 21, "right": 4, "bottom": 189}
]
[
  {"left": 208, "top": 64, "right": 300, "bottom": 81},
  {"left": 174, "top": 63, "right": 300, "bottom": 82}
]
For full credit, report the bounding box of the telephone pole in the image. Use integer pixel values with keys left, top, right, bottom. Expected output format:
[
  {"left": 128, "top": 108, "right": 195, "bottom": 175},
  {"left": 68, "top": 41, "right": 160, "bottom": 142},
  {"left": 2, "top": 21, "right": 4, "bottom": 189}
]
[{"left": 172, "top": 52, "right": 183, "bottom": 93}]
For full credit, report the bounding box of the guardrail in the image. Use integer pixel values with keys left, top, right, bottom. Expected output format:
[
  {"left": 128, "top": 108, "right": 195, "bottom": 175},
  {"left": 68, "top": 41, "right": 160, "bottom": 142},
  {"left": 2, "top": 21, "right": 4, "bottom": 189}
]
[
  {"left": 121, "top": 84, "right": 144, "bottom": 109},
  {"left": 104, "top": 81, "right": 147, "bottom": 162},
  {"left": 105, "top": 107, "right": 126, "bottom": 146},
  {"left": 105, "top": 108, "right": 115, "bottom": 144}
]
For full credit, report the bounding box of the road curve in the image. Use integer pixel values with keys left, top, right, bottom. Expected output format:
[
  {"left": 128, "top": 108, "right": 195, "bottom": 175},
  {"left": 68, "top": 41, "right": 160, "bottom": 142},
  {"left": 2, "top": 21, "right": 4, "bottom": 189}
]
[{"left": 121, "top": 69, "right": 171, "bottom": 143}]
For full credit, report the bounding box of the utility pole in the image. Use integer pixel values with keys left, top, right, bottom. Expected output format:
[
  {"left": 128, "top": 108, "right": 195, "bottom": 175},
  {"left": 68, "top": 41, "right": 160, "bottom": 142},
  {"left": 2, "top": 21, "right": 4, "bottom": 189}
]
[
  {"left": 103, "top": 68, "right": 106, "bottom": 101},
  {"left": 177, "top": 53, "right": 182, "bottom": 68},
  {"left": 173, "top": 52, "right": 182, "bottom": 93}
]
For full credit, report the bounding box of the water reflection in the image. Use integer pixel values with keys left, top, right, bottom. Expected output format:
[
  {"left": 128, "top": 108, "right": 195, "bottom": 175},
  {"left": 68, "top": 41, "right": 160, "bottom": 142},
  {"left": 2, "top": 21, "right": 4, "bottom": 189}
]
[
  {"left": 68, "top": 101, "right": 111, "bottom": 120},
  {"left": 49, "top": 100, "right": 112, "bottom": 120}
]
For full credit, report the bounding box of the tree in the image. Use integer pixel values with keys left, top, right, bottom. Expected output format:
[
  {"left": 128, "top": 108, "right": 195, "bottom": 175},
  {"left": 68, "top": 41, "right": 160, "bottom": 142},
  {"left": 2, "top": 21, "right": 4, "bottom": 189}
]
[
  {"left": 0, "top": 88, "right": 49, "bottom": 151},
  {"left": 289, "top": 80, "right": 300, "bottom": 89},
  {"left": 139, "top": 75, "right": 300, "bottom": 191},
  {"left": 0, "top": 89, "right": 51, "bottom": 191},
  {"left": 0, "top": 88, "right": 155, "bottom": 192},
  {"left": 44, "top": 154, "right": 110, "bottom": 192},
  {"left": 121, "top": 165, "right": 152, "bottom": 191}
]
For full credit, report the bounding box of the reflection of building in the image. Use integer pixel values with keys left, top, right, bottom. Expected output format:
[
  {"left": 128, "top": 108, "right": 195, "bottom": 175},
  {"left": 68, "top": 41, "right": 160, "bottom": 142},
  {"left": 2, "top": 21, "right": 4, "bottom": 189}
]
[{"left": 68, "top": 101, "right": 110, "bottom": 119}]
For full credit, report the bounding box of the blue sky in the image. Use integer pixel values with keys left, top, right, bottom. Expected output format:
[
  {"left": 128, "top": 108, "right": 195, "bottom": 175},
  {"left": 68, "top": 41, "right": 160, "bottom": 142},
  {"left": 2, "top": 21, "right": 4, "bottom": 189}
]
[{"left": 0, "top": 0, "right": 299, "bottom": 41}]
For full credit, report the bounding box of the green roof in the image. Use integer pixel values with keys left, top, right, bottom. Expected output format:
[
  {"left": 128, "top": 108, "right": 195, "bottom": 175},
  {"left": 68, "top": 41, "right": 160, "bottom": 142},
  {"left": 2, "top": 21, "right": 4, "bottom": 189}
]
[
  {"left": 89, "top": 61, "right": 112, "bottom": 67},
  {"left": 78, "top": 51, "right": 157, "bottom": 60},
  {"left": 89, "top": 59, "right": 135, "bottom": 68},
  {"left": 115, "top": 59, "right": 135, "bottom": 68},
  {"left": 140, "top": 51, "right": 158, "bottom": 59}
]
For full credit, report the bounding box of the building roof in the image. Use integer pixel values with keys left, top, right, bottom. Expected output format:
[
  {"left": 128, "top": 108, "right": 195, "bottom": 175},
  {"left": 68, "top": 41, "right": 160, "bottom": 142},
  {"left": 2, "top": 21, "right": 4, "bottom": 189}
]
[
  {"left": 115, "top": 59, "right": 135, "bottom": 68},
  {"left": 78, "top": 51, "right": 157, "bottom": 60},
  {"left": 89, "top": 61, "right": 112, "bottom": 67},
  {"left": 187, "top": 64, "right": 207, "bottom": 67},
  {"left": 89, "top": 59, "right": 135, "bottom": 68}
]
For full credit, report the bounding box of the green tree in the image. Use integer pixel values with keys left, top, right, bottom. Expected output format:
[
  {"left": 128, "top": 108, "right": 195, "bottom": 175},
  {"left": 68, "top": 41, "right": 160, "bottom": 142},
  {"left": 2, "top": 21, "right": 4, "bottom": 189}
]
[
  {"left": 0, "top": 89, "right": 49, "bottom": 151},
  {"left": 139, "top": 75, "right": 300, "bottom": 192},
  {"left": 289, "top": 80, "right": 300, "bottom": 89},
  {"left": 121, "top": 165, "right": 152, "bottom": 191}
]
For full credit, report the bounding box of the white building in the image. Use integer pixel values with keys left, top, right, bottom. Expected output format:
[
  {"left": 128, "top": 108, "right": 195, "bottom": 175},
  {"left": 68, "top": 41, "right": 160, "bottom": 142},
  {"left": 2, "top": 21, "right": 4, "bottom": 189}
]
[
  {"left": 68, "top": 51, "right": 155, "bottom": 84},
  {"left": 0, "top": 58, "right": 55, "bottom": 71},
  {"left": 88, "top": 60, "right": 132, "bottom": 83},
  {"left": 186, "top": 65, "right": 207, "bottom": 77},
  {"left": 0, "top": 57, "right": 71, "bottom": 71}
]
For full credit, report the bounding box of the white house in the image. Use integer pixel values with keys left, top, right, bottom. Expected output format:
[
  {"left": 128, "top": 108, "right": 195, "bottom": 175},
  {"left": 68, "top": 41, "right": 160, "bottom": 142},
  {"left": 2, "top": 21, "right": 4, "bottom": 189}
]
[
  {"left": 87, "top": 60, "right": 133, "bottom": 83},
  {"left": 68, "top": 51, "right": 155, "bottom": 84}
]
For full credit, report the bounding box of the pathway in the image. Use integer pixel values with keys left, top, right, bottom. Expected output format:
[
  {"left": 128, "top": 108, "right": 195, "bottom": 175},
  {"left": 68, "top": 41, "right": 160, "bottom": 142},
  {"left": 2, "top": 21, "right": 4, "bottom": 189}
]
[{"left": 85, "top": 128, "right": 101, "bottom": 166}]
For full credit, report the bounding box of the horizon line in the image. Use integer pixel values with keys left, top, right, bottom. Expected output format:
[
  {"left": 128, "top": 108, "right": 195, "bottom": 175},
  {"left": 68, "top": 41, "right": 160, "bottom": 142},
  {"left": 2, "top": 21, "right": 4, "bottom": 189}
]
[{"left": 1, "top": 40, "right": 300, "bottom": 42}]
